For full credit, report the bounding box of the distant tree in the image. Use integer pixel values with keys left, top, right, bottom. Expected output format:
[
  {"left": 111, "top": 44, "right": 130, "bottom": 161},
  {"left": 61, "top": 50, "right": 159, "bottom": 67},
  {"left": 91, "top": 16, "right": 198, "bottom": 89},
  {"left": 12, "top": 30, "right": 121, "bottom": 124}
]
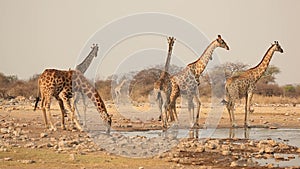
[
  {"left": 218, "top": 62, "right": 249, "bottom": 78},
  {"left": 200, "top": 63, "right": 282, "bottom": 97},
  {"left": 255, "top": 65, "right": 281, "bottom": 96},
  {"left": 95, "top": 79, "right": 112, "bottom": 101},
  {"left": 258, "top": 65, "right": 281, "bottom": 84},
  {"left": 283, "top": 84, "right": 296, "bottom": 97},
  {"left": 199, "top": 62, "right": 249, "bottom": 98}
]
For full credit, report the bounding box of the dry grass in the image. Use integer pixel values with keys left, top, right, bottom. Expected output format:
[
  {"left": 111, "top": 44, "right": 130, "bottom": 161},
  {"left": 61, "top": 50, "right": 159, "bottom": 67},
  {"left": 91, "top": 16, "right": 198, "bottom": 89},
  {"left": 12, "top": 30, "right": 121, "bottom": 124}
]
[
  {"left": 252, "top": 95, "right": 300, "bottom": 105},
  {"left": 0, "top": 147, "right": 174, "bottom": 169}
]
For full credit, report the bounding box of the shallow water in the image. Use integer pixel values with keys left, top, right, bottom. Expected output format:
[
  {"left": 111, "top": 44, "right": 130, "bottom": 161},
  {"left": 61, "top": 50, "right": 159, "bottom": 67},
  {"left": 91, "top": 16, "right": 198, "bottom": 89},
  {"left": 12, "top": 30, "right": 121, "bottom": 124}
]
[
  {"left": 113, "top": 128, "right": 300, "bottom": 167},
  {"left": 115, "top": 128, "right": 300, "bottom": 147},
  {"left": 255, "top": 154, "right": 300, "bottom": 168}
]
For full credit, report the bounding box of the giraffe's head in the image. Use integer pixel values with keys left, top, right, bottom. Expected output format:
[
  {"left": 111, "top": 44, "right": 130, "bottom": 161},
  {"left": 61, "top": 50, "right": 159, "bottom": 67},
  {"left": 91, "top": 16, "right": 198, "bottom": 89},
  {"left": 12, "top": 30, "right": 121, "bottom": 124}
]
[
  {"left": 91, "top": 44, "right": 99, "bottom": 57},
  {"left": 102, "top": 113, "right": 112, "bottom": 134},
  {"left": 167, "top": 36, "right": 176, "bottom": 52},
  {"left": 167, "top": 37, "right": 176, "bottom": 47},
  {"left": 273, "top": 41, "right": 284, "bottom": 53},
  {"left": 216, "top": 35, "right": 230, "bottom": 50}
]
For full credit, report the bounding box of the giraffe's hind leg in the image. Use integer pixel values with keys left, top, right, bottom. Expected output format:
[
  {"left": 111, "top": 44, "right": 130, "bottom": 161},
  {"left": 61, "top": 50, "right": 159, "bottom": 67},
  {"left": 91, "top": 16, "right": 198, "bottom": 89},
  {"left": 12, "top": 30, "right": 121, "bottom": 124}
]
[
  {"left": 44, "top": 97, "right": 57, "bottom": 131},
  {"left": 40, "top": 97, "right": 48, "bottom": 128},
  {"left": 244, "top": 92, "right": 253, "bottom": 128},
  {"left": 55, "top": 96, "right": 66, "bottom": 130},
  {"left": 227, "top": 100, "right": 237, "bottom": 128}
]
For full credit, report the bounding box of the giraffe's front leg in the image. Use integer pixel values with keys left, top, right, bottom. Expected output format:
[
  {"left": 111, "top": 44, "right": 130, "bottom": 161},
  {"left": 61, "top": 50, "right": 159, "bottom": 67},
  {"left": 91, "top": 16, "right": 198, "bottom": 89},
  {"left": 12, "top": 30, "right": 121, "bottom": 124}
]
[
  {"left": 45, "top": 98, "right": 57, "bottom": 131},
  {"left": 193, "top": 94, "right": 201, "bottom": 128},
  {"left": 162, "top": 97, "right": 169, "bottom": 128},
  {"left": 62, "top": 96, "right": 83, "bottom": 132},
  {"left": 244, "top": 93, "right": 253, "bottom": 128},
  {"left": 187, "top": 97, "right": 194, "bottom": 127}
]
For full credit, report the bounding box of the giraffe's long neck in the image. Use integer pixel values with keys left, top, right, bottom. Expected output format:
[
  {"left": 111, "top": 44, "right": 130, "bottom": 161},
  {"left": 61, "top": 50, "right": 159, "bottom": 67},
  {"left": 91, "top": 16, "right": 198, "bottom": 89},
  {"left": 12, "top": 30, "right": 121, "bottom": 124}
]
[
  {"left": 76, "top": 48, "right": 97, "bottom": 74},
  {"left": 164, "top": 45, "right": 174, "bottom": 72},
  {"left": 250, "top": 45, "right": 276, "bottom": 82},
  {"left": 72, "top": 71, "right": 110, "bottom": 121},
  {"left": 187, "top": 40, "right": 218, "bottom": 78}
]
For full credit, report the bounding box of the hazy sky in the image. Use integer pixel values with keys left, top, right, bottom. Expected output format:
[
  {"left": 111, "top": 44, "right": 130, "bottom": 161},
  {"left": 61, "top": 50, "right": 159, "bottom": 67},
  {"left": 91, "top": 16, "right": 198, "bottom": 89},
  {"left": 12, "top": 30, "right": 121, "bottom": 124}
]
[{"left": 1, "top": 0, "right": 299, "bottom": 85}]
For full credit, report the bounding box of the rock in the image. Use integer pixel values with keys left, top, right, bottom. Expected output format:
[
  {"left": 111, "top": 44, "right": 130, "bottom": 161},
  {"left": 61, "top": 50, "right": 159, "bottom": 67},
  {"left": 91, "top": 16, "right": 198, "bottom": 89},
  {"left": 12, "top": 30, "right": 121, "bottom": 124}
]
[
  {"left": 222, "top": 150, "right": 231, "bottom": 156},
  {"left": 19, "top": 159, "right": 35, "bottom": 164},
  {"left": 40, "top": 132, "right": 48, "bottom": 138},
  {"left": 0, "top": 128, "right": 9, "bottom": 134},
  {"left": 265, "top": 163, "right": 274, "bottom": 168},
  {"left": 274, "top": 154, "right": 285, "bottom": 160},
  {"left": 24, "top": 143, "right": 36, "bottom": 148},
  {"left": 221, "top": 144, "right": 231, "bottom": 151},
  {"left": 69, "top": 154, "right": 76, "bottom": 161},
  {"left": 58, "top": 140, "right": 67, "bottom": 149},
  {"left": 264, "top": 147, "right": 274, "bottom": 153},
  {"left": 259, "top": 148, "right": 265, "bottom": 154},
  {"left": 3, "top": 157, "right": 12, "bottom": 161},
  {"left": 230, "top": 161, "right": 238, "bottom": 167},
  {"left": 249, "top": 140, "right": 255, "bottom": 146},
  {"left": 195, "top": 146, "right": 205, "bottom": 153},
  {"left": 269, "top": 126, "right": 277, "bottom": 129},
  {"left": 0, "top": 147, "right": 8, "bottom": 152},
  {"left": 205, "top": 139, "right": 219, "bottom": 150},
  {"left": 240, "top": 143, "right": 246, "bottom": 150},
  {"left": 263, "top": 121, "right": 269, "bottom": 124}
]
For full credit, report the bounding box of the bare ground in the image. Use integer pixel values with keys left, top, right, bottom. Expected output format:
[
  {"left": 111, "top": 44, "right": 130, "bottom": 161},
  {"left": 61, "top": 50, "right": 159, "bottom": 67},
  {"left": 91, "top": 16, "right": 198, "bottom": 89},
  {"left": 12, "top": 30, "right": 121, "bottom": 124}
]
[{"left": 0, "top": 100, "right": 300, "bottom": 169}]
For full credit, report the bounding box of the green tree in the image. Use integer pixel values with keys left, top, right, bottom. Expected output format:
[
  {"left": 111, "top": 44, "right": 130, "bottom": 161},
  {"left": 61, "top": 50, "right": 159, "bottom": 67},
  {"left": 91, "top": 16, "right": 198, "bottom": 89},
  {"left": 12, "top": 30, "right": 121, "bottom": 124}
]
[{"left": 259, "top": 65, "right": 281, "bottom": 84}]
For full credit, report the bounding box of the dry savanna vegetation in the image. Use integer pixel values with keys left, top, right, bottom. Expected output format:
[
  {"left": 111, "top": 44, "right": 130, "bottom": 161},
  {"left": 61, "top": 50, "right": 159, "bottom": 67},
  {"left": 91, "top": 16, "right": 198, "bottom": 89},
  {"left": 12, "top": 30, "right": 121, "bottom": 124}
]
[
  {"left": 1, "top": 63, "right": 299, "bottom": 105},
  {"left": 1, "top": 63, "right": 300, "bottom": 169}
]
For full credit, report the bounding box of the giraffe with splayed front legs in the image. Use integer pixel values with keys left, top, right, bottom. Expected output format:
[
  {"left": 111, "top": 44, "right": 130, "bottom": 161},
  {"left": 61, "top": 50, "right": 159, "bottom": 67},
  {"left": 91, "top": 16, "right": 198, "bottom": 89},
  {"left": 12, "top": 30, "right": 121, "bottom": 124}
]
[
  {"left": 74, "top": 44, "right": 99, "bottom": 126},
  {"left": 34, "top": 69, "right": 112, "bottom": 133},
  {"left": 153, "top": 37, "right": 176, "bottom": 127},
  {"left": 223, "top": 41, "right": 283, "bottom": 127},
  {"left": 168, "top": 35, "right": 229, "bottom": 127}
]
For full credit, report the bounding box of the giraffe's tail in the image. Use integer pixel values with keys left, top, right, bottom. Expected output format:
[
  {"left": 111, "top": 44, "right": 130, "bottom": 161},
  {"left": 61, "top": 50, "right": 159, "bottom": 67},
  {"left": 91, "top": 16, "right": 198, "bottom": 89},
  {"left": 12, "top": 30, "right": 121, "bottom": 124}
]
[{"left": 33, "top": 85, "right": 41, "bottom": 111}]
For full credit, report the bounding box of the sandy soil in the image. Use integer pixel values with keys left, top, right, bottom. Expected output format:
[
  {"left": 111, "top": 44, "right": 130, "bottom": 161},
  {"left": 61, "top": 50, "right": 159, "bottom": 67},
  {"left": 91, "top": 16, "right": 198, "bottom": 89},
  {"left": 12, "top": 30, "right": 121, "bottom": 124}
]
[{"left": 0, "top": 100, "right": 300, "bottom": 169}]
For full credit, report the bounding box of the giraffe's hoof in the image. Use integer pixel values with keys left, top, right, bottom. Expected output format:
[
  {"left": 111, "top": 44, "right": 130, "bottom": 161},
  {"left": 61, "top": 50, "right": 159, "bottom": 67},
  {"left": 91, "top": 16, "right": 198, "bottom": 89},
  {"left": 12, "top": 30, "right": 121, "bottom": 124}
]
[
  {"left": 244, "top": 124, "right": 251, "bottom": 128},
  {"left": 192, "top": 123, "right": 200, "bottom": 129},
  {"left": 232, "top": 124, "right": 238, "bottom": 128},
  {"left": 49, "top": 127, "right": 57, "bottom": 132},
  {"left": 158, "top": 116, "right": 162, "bottom": 121},
  {"left": 61, "top": 126, "right": 66, "bottom": 130}
]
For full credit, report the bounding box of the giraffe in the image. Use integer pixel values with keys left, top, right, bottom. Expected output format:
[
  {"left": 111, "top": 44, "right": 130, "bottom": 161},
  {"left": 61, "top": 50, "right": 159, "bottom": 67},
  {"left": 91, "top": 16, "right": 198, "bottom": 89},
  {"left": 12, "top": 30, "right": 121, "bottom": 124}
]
[
  {"left": 34, "top": 69, "right": 112, "bottom": 133},
  {"left": 114, "top": 79, "right": 127, "bottom": 104},
  {"left": 74, "top": 44, "right": 99, "bottom": 126},
  {"left": 153, "top": 36, "right": 176, "bottom": 127},
  {"left": 224, "top": 41, "right": 283, "bottom": 127},
  {"left": 168, "top": 35, "right": 229, "bottom": 127}
]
